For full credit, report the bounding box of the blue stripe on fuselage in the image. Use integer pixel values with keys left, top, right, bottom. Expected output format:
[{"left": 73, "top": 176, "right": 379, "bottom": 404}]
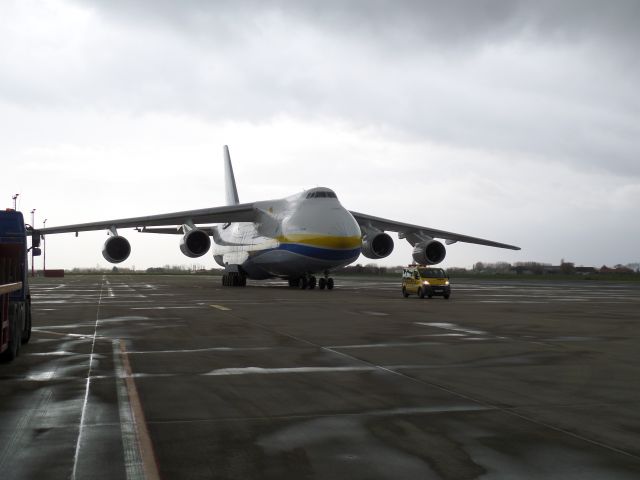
[{"left": 256, "top": 243, "right": 361, "bottom": 262}]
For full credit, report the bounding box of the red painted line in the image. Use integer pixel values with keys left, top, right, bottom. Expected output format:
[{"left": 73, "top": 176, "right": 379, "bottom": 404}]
[{"left": 119, "top": 341, "right": 162, "bottom": 480}]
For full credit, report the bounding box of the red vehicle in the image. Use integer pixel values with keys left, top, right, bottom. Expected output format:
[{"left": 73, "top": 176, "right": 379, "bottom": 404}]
[{"left": 0, "top": 210, "right": 38, "bottom": 361}]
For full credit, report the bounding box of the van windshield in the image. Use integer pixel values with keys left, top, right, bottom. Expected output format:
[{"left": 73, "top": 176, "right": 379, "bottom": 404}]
[{"left": 419, "top": 268, "right": 446, "bottom": 278}]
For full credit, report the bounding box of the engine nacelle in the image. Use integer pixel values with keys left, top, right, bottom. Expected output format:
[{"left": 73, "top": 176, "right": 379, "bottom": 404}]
[
  {"left": 361, "top": 232, "right": 394, "bottom": 259},
  {"left": 102, "top": 236, "right": 131, "bottom": 264},
  {"left": 412, "top": 239, "right": 446, "bottom": 265},
  {"left": 180, "top": 229, "right": 211, "bottom": 258}
]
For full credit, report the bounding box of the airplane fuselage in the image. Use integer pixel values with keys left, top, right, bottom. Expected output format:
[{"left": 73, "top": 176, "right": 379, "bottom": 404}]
[
  {"left": 212, "top": 187, "right": 362, "bottom": 279},
  {"left": 38, "top": 146, "right": 520, "bottom": 288}
]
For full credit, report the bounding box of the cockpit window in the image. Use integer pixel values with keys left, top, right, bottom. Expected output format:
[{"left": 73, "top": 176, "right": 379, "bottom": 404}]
[{"left": 306, "top": 191, "right": 337, "bottom": 199}]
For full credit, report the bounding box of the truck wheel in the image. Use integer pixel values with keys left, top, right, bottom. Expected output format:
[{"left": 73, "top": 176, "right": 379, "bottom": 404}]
[
  {"left": 0, "top": 305, "right": 20, "bottom": 362},
  {"left": 402, "top": 287, "right": 409, "bottom": 298},
  {"left": 22, "top": 300, "right": 32, "bottom": 344},
  {"left": 444, "top": 294, "right": 450, "bottom": 300},
  {"left": 418, "top": 287, "right": 425, "bottom": 299}
]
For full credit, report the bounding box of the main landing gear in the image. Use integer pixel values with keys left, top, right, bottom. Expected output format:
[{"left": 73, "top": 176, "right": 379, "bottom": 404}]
[
  {"left": 222, "top": 271, "right": 246, "bottom": 287},
  {"left": 317, "top": 277, "right": 334, "bottom": 290},
  {"left": 288, "top": 272, "right": 334, "bottom": 290}
]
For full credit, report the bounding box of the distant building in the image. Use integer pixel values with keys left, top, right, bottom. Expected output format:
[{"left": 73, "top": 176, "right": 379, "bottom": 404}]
[
  {"left": 575, "top": 267, "right": 597, "bottom": 274},
  {"left": 600, "top": 265, "right": 635, "bottom": 274}
]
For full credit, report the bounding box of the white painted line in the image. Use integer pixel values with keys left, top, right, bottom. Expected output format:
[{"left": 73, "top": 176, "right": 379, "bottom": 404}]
[
  {"left": 130, "top": 306, "right": 202, "bottom": 310},
  {"left": 210, "top": 304, "right": 231, "bottom": 311},
  {"left": 415, "top": 322, "right": 486, "bottom": 336},
  {"left": 329, "top": 341, "right": 439, "bottom": 349},
  {"left": 26, "top": 350, "right": 78, "bottom": 357},
  {"left": 127, "top": 346, "right": 273, "bottom": 354},
  {"left": 205, "top": 366, "right": 375, "bottom": 376}
]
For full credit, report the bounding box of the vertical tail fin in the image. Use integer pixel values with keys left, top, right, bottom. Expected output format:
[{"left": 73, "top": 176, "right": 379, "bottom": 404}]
[{"left": 223, "top": 145, "right": 240, "bottom": 206}]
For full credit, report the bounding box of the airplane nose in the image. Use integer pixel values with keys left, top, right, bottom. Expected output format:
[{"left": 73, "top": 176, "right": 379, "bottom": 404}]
[
  {"left": 336, "top": 209, "right": 362, "bottom": 241},
  {"left": 283, "top": 206, "right": 361, "bottom": 247}
]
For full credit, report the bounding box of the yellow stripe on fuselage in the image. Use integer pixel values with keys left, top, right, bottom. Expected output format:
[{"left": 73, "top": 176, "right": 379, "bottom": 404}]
[{"left": 277, "top": 234, "right": 362, "bottom": 250}]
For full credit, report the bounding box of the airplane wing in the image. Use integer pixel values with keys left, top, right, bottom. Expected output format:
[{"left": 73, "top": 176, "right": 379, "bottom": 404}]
[
  {"left": 39, "top": 203, "right": 257, "bottom": 235},
  {"left": 350, "top": 211, "right": 520, "bottom": 250}
]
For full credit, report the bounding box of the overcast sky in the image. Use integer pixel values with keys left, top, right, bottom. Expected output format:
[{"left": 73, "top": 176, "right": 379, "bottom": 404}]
[{"left": 2, "top": 0, "right": 639, "bottom": 270}]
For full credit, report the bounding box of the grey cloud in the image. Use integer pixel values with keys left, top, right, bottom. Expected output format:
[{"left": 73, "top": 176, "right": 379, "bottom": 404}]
[
  {"left": 83, "top": 0, "right": 640, "bottom": 50},
  {"left": 3, "top": 0, "right": 639, "bottom": 177}
]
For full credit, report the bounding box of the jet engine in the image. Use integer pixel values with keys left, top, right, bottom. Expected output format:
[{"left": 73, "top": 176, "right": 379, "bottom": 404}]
[
  {"left": 180, "top": 229, "right": 211, "bottom": 258},
  {"left": 102, "top": 236, "right": 131, "bottom": 263},
  {"left": 361, "top": 231, "right": 394, "bottom": 259},
  {"left": 412, "top": 239, "right": 446, "bottom": 265}
]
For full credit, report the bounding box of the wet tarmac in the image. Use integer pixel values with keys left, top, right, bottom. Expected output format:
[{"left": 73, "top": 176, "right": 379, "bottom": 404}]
[{"left": 1, "top": 274, "right": 640, "bottom": 479}]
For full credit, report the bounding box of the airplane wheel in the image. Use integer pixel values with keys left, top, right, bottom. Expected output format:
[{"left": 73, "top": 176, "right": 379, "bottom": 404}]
[
  {"left": 298, "top": 277, "right": 308, "bottom": 289},
  {"left": 309, "top": 276, "right": 317, "bottom": 289},
  {"left": 327, "top": 278, "right": 334, "bottom": 290},
  {"left": 318, "top": 278, "right": 326, "bottom": 290}
]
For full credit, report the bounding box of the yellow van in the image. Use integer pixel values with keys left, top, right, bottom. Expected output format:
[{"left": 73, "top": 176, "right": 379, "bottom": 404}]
[{"left": 402, "top": 266, "right": 451, "bottom": 299}]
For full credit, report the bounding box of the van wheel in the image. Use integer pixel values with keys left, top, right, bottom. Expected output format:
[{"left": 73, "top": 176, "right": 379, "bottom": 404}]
[
  {"left": 418, "top": 287, "right": 425, "bottom": 299},
  {"left": 402, "top": 287, "right": 409, "bottom": 298},
  {"left": 444, "top": 294, "right": 450, "bottom": 300}
]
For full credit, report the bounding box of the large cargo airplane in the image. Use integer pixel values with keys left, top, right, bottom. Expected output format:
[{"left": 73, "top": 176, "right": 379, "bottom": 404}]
[{"left": 39, "top": 146, "right": 520, "bottom": 289}]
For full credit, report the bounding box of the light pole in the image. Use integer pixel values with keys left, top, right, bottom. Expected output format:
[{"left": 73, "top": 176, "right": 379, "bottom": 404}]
[
  {"left": 12, "top": 193, "right": 19, "bottom": 210},
  {"left": 43, "top": 218, "right": 48, "bottom": 275},
  {"left": 31, "top": 209, "right": 36, "bottom": 277}
]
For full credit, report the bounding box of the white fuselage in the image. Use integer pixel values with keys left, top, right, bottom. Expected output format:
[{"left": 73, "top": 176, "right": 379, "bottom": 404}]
[{"left": 211, "top": 188, "right": 362, "bottom": 279}]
